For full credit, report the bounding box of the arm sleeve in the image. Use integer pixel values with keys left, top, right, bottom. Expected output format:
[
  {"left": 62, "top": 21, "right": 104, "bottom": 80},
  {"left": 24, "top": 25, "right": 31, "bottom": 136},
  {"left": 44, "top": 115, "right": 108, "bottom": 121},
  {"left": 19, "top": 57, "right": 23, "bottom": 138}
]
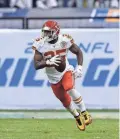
[
  {"left": 32, "top": 39, "right": 40, "bottom": 49},
  {"left": 63, "top": 34, "right": 74, "bottom": 49},
  {"left": 32, "top": 38, "right": 42, "bottom": 52}
]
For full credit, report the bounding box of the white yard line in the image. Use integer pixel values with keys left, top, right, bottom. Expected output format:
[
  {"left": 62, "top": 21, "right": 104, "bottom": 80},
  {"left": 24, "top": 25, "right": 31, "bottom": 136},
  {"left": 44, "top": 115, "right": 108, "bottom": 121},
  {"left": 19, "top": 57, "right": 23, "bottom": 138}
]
[{"left": 0, "top": 112, "right": 119, "bottom": 119}]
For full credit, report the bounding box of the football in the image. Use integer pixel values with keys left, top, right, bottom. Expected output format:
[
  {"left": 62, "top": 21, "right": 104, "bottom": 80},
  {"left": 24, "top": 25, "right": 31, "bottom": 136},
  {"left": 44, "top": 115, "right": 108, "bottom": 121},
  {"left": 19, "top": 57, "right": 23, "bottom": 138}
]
[{"left": 55, "top": 56, "right": 66, "bottom": 72}]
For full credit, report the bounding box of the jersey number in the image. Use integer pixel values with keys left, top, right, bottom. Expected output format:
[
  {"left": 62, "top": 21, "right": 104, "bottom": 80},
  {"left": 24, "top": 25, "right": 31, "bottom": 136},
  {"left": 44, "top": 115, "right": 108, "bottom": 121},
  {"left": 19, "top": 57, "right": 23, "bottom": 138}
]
[{"left": 44, "top": 48, "right": 66, "bottom": 60}]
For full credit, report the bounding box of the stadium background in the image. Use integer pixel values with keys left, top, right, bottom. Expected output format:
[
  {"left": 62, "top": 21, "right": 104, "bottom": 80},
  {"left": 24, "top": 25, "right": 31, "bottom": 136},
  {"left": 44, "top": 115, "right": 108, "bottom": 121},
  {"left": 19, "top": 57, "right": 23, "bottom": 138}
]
[{"left": 0, "top": 0, "right": 119, "bottom": 139}]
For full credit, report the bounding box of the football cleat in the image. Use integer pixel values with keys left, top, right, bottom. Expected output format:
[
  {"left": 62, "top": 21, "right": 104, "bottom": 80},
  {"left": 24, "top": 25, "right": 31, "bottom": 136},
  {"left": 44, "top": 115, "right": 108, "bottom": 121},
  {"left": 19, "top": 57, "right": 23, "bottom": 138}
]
[
  {"left": 81, "top": 111, "right": 92, "bottom": 125},
  {"left": 75, "top": 113, "right": 85, "bottom": 131}
]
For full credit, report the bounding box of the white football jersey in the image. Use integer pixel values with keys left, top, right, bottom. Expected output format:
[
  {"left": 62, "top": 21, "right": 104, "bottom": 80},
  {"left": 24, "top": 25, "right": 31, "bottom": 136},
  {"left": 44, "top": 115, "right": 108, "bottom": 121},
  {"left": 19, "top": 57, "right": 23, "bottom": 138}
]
[{"left": 32, "top": 34, "right": 74, "bottom": 84}]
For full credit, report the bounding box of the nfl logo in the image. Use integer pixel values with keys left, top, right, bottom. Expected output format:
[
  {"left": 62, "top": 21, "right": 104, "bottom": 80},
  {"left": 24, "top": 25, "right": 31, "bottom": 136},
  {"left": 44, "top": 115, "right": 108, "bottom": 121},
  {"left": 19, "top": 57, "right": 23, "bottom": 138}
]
[{"left": 60, "top": 41, "right": 67, "bottom": 48}]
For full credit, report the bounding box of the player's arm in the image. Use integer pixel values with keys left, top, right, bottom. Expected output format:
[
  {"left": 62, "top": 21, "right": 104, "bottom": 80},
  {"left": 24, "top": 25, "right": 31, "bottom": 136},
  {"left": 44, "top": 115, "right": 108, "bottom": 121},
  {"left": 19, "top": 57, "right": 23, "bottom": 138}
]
[
  {"left": 69, "top": 43, "right": 83, "bottom": 78},
  {"left": 33, "top": 48, "right": 61, "bottom": 70},
  {"left": 34, "top": 49, "right": 47, "bottom": 70},
  {"left": 69, "top": 43, "right": 83, "bottom": 66}
]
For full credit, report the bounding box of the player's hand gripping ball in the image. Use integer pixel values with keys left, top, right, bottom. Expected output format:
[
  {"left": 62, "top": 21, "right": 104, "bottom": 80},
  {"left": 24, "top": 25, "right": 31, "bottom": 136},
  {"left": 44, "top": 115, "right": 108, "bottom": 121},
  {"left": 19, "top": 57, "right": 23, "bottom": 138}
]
[{"left": 55, "top": 56, "right": 66, "bottom": 72}]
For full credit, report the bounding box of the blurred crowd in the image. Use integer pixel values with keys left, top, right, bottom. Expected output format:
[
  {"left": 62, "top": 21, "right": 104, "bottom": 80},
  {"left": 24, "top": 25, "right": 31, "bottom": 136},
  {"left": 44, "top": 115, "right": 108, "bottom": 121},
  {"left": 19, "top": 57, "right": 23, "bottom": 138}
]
[{"left": 0, "top": 0, "right": 119, "bottom": 9}]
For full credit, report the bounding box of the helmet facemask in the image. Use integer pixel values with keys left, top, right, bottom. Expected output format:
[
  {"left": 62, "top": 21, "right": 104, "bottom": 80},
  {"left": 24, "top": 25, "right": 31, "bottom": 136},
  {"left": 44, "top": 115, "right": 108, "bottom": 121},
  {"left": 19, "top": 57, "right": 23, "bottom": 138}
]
[{"left": 42, "top": 28, "right": 58, "bottom": 42}]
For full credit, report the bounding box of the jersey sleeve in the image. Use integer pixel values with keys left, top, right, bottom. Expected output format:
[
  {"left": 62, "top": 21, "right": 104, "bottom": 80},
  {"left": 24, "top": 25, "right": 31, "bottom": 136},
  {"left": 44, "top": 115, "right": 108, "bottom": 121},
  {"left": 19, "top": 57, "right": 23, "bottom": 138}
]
[
  {"left": 32, "top": 38, "right": 43, "bottom": 52},
  {"left": 63, "top": 34, "right": 74, "bottom": 49}
]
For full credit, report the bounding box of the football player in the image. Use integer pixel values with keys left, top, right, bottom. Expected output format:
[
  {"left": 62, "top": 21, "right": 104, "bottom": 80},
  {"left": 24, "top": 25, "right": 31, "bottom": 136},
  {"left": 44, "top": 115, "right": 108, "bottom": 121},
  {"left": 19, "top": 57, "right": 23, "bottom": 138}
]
[{"left": 32, "top": 20, "right": 92, "bottom": 131}]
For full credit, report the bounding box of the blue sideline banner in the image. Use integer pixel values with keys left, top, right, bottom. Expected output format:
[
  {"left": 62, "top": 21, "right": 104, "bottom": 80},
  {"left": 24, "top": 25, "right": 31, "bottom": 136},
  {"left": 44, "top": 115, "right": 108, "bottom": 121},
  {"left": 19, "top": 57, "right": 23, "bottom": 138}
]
[{"left": 0, "top": 29, "right": 119, "bottom": 109}]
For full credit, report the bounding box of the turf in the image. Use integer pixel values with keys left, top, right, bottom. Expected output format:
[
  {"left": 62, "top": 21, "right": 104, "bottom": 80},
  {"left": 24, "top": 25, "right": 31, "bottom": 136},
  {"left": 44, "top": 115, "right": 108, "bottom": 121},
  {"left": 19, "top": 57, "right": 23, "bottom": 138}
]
[{"left": 0, "top": 119, "right": 119, "bottom": 139}]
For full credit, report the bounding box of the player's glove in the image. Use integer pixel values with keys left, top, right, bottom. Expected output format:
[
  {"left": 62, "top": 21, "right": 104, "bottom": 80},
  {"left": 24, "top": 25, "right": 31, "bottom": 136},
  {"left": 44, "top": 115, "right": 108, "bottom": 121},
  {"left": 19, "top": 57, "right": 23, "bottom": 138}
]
[
  {"left": 73, "top": 65, "right": 83, "bottom": 79},
  {"left": 46, "top": 55, "right": 61, "bottom": 66}
]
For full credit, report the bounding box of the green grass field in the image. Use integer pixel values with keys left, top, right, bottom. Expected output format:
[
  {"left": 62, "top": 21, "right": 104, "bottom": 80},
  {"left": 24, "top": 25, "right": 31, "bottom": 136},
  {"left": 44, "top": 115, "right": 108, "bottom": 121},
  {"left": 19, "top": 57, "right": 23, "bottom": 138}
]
[{"left": 0, "top": 119, "right": 119, "bottom": 139}]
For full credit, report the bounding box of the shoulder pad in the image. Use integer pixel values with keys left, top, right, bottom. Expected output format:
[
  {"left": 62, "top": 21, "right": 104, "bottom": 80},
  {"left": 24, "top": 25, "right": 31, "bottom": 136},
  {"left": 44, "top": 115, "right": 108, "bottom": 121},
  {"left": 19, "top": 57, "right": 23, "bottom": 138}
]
[
  {"left": 62, "top": 34, "right": 74, "bottom": 44},
  {"left": 62, "top": 34, "right": 72, "bottom": 40},
  {"left": 32, "top": 37, "right": 44, "bottom": 50},
  {"left": 35, "top": 37, "right": 44, "bottom": 43}
]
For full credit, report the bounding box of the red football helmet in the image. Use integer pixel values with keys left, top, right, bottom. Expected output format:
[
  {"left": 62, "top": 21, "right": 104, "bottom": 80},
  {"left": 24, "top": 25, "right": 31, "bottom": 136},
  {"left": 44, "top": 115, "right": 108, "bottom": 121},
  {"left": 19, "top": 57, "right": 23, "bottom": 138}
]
[{"left": 41, "top": 20, "right": 60, "bottom": 42}]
